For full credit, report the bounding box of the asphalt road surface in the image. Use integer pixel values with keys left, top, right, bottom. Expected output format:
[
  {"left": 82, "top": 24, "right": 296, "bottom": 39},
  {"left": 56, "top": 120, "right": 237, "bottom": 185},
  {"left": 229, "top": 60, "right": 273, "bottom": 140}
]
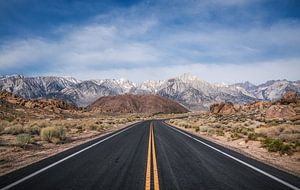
[{"left": 1, "top": 120, "right": 299, "bottom": 190}]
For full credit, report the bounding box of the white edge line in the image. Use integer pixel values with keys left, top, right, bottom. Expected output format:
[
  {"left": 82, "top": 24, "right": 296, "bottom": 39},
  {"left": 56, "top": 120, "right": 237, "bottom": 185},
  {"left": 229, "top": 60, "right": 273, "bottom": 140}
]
[
  {"left": 1, "top": 122, "right": 140, "bottom": 190},
  {"left": 164, "top": 122, "right": 300, "bottom": 190}
]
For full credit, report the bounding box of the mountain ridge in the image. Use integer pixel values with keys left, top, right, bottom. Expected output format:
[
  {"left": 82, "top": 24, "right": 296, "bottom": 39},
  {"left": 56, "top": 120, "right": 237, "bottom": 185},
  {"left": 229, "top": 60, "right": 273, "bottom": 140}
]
[{"left": 1, "top": 73, "right": 299, "bottom": 110}]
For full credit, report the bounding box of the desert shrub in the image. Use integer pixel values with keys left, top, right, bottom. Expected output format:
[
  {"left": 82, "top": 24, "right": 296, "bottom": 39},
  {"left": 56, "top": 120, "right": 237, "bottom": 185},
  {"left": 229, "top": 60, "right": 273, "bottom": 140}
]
[
  {"left": 99, "top": 124, "right": 112, "bottom": 130},
  {"left": 179, "top": 122, "right": 191, "bottom": 128},
  {"left": 55, "top": 126, "right": 67, "bottom": 141},
  {"left": 216, "top": 129, "right": 225, "bottom": 136},
  {"left": 76, "top": 125, "right": 84, "bottom": 133},
  {"left": 207, "top": 128, "right": 215, "bottom": 136},
  {"left": 247, "top": 133, "right": 258, "bottom": 141},
  {"left": 200, "top": 126, "right": 210, "bottom": 132},
  {"left": 230, "top": 132, "right": 242, "bottom": 140},
  {"left": 241, "top": 129, "right": 249, "bottom": 136},
  {"left": 40, "top": 126, "right": 67, "bottom": 143},
  {"left": 25, "top": 124, "right": 41, "bottom": 135},
  {"left": 88, "top": 124, "right": 98, "bottom": 131},
  {"left": 262, "top": 138, "right": 292, "bottom": 155},
  {"left": 16, "top": 133, "right": 32, "bottom": 147},
  {"left": 5, "top": 124, "right": 25, "bottom": 135},
  {"left": 195, "top": 127, "right": 200, "bottom": 132}
]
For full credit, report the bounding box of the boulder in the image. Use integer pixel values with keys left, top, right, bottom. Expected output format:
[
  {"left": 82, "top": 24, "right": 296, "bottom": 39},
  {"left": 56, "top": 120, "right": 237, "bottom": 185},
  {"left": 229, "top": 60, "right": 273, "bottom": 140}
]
[
  {"left": 210, "top": 103, "right": 225, "bottom": 114},
  {"left": 210, "top": 102, "right": 238, "bottom": 115}
]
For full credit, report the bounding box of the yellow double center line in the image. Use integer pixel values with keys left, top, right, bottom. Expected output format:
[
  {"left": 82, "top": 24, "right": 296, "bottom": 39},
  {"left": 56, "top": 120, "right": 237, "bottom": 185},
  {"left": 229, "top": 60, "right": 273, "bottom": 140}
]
[{"left": 145, "top": 123, "right": 160, "bottom": 190}]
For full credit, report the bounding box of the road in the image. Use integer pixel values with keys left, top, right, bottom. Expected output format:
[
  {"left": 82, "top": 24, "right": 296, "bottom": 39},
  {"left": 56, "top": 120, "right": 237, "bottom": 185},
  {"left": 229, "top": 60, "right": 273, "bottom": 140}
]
[{"left": 0, "top": 120, "right": 299, "bottom": 190}]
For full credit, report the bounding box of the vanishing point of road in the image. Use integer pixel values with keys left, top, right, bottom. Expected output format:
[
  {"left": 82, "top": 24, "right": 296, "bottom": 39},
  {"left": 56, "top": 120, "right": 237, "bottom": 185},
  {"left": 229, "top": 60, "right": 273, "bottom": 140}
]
[{"left": 1, "top": 120, "right": 299, "bottom": 190}]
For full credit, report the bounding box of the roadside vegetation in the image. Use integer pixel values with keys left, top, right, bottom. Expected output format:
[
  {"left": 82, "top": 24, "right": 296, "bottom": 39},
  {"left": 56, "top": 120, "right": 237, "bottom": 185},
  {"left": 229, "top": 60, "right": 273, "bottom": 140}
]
[{"left": 169, "top": 113, "right": 300, "bottom": 155}]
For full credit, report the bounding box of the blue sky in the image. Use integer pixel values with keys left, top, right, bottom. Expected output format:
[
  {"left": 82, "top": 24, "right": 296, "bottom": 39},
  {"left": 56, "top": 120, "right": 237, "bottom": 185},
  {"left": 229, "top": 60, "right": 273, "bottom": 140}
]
[{"left": 0, "top": 0, "right": 300, "bottom": 84}]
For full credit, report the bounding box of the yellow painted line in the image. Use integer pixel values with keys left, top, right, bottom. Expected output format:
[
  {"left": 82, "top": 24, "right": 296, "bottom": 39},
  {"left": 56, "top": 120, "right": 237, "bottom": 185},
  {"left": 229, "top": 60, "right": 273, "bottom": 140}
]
[
  {"left": 145, "top": 124, "right": 152, "bottom": 190},
  {"left": 151, "top": 123, "right": 160, "bottom": 190},
  {"left": 145, "top": 122, "right": 160, "bottom": 190}
]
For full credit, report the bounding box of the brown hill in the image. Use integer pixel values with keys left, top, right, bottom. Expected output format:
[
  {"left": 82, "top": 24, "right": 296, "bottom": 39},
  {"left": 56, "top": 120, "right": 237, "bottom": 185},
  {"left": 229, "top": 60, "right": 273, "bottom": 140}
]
[{"left": 87, "top": 94, "right": 189, "bottom": 114}]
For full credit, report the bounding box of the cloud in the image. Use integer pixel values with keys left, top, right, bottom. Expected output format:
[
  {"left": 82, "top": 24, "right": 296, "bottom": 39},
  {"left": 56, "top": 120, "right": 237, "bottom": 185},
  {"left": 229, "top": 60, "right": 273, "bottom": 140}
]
[
  {"left": 0, "top": 22, "right": 161, "bottom": 72},
  {"left": 160, "top": 22, "right": 300, "bottom": 63},
  {"left": 0, "top": 0, "right": 299, "bottom": 83}
]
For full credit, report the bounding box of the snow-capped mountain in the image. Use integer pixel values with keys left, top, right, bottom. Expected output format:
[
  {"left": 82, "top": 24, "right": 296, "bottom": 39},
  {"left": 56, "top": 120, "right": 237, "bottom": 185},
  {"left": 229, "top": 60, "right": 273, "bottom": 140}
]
[
  {"left": 231, "top": 80, "right": 300, "bottom": 101},
  {"left": 0, "top": 73, "right": 299, "bottom": 110},
  {"left": 0, "top": 75, "right": 136, "bottom": 106}
]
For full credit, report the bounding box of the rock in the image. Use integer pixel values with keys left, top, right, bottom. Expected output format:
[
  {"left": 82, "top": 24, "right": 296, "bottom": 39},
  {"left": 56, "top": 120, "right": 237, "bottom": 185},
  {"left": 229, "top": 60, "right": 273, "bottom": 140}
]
[
  {"left": 210, "top": 103, "right": 225, "bottom": 114},
  {"left": 242, "top": 101, "right": 272, "bottom": 112},
  {"left": 0, "top": 90, "right": 77, "bottom": 111},
  {"left": 24, "top": 101, "right": 39, "bottom": 109},
  {"left": 233, "top": 104, "right": 241, "bottom": 112},
  {"left": 265, "top": 105, "right": 297, "bottom": 120},
  {"left": 210, "top": 102, "right": 238, "bottom": 115},
  {"left": 280, "top": 91, "right": 297, "bottom": 104},
  {"left": 221, "top": 103, "right": 237, "bottom": 114}
]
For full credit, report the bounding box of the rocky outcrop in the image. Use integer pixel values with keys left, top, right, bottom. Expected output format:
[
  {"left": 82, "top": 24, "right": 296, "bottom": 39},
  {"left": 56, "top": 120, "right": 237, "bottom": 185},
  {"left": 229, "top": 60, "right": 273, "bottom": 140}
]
[
  {"left": 280, "top": 91, "right": 297, "bottom": 105},
  {"left": 265, "top": 105, "right": 297, "bottom": 120},
  {"left": 87, "top": 94, "right": 189, "bottom": 114},
  {"left": 210, "top": 102, "right": 239, "bottom": 115},
  {"left": 241, "top": 101, "right": 272, "bottom": 112},
  {"left": 0, "top": 91, "right": 77, "bottom": 111},
  {"left": 210, "top": 91, "right": 300, "bottom": 122}
]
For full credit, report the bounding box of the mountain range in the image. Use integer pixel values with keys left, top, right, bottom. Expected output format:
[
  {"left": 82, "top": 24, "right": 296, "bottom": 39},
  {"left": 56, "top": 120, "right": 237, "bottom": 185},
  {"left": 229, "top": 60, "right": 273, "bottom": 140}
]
[{"left": 0, "top": 73, "right": 299, "bottom": 110}]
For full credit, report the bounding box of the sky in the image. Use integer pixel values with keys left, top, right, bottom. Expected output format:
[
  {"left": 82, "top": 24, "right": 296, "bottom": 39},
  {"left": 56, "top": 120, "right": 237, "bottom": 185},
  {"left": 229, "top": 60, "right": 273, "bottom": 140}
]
[{"left": 0, "top": 0, "right": 300, "bottom": 84}]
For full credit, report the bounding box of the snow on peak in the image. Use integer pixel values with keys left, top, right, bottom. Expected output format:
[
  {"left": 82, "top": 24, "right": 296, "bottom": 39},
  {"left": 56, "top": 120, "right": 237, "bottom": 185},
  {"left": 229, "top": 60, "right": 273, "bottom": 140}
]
[
  {"left": 177, "top": 73, "right": 198, "bottom": 82},
  {"left": 214, "top": 82, "right": 229, "bottom": 88},
  {"left": 63, "top": 76, "right": 82, "bottom": 84}
]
